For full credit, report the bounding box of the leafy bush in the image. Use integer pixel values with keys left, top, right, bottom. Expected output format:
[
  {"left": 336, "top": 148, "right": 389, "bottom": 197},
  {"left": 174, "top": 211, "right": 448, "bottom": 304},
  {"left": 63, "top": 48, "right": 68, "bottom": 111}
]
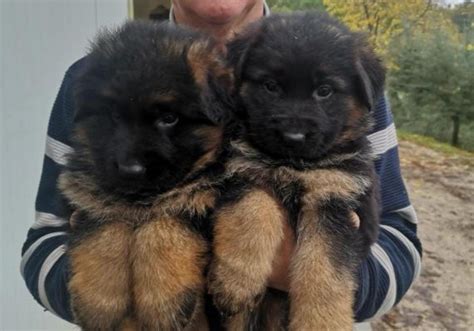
[{"left": 388, "top": 28, "right": 474, "bottom": 150}]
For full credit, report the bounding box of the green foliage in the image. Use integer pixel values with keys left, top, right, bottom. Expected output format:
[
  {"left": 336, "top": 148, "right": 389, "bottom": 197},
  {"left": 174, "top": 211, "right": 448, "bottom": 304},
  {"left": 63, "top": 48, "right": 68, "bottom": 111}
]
[
  {"left": 321, "top": 0, "right": 452, "bottom": 60},
  {"left": 266, "top": 0, "right": 325, "bottom": 13},
  {"left": 388, "top": 27, "right": 474, "bottom": 150},
  {"left": 451, "top": 1, "right": 474, "bottom": 35}
]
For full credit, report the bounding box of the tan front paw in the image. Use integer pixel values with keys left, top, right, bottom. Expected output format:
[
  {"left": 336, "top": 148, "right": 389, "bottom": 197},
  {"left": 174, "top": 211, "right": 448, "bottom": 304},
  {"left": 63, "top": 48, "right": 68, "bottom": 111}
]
[{"left": 208, "top": 259, "right": 265, "bottom": 318}]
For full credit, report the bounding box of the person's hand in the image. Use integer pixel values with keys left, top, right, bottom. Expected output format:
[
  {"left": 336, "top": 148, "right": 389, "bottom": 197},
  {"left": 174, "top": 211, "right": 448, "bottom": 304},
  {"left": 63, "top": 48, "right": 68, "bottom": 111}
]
[
  {"left": 267, "top": 211, "right": 360, "bottom": 292},
  {"left": 69, "top": 210, "right": 81, "bottom": 230}
]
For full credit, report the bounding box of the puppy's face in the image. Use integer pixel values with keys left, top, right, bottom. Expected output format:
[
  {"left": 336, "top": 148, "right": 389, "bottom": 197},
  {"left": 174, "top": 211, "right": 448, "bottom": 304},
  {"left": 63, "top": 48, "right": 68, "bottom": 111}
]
[
  {"left": 230, "top": 13, "right": 385, "bottom": 161},
  {"left": 73, "top": 22, "right": 231, "bottom": 199}
]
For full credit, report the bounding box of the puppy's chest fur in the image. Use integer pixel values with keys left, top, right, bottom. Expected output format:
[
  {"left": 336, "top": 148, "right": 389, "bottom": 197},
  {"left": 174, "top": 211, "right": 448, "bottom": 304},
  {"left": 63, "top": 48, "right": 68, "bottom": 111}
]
[
  {"left": 59, "top": 170, "right": 217, "bottom": 231},
  {"left": 220, "top": 140, "right": 373, "bottom": 227}
]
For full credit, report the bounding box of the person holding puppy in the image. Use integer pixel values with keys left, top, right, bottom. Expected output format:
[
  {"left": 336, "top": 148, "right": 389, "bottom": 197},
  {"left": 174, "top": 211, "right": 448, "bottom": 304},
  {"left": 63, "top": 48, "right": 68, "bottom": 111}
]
[{"left": 21, "top": 0, "right": 421, "bottom": 328}]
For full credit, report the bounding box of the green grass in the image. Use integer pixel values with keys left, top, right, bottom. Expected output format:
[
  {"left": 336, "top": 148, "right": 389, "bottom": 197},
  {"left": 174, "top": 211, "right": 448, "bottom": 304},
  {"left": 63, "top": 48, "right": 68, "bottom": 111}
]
[{"left": 397, "top": 129, "right": 474, "bottom": 159}]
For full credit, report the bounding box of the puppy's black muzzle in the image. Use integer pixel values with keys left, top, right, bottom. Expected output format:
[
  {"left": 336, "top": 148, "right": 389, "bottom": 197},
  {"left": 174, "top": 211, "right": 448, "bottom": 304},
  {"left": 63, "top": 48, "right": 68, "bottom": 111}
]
[{"left": 267, "top": 115, "right": 319, "bottom": 146}]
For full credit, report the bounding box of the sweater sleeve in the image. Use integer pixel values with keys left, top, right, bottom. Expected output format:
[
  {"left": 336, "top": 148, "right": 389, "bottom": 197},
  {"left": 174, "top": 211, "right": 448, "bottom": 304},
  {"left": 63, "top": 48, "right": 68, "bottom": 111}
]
[
  {"left": 20, "top": 58, "right": 87, "bottom": 322},
  {"left": 354, "top": 96, "right": 422, "bottom": 321}
]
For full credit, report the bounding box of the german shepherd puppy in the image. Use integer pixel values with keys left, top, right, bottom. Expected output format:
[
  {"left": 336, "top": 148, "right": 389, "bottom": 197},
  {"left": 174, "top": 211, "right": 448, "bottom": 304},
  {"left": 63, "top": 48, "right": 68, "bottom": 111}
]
[
  {"left": 208, "top": 12, "right": 384, "bottom": 330},
  {"left": 58, "top": 21, "right": 232, "bottom": 331}
]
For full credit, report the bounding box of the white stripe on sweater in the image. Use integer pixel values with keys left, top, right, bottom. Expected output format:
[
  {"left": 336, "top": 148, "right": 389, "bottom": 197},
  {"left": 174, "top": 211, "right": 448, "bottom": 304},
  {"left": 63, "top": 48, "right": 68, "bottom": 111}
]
[
  {"left": 32, "top": 212, "right": 68, "bottom": 229},
  {"left": 381, "top": 224, "right": 422, "bottom": 285},
  {"left": 20, "top": 232, "right": 67, "bottom": 277},
  {"left": 368, "top": 243, "right": 397, "bottom": 320},
  {"left": 45, "top": 135, "right": 73, "bottom": 166},
  {"left": 38, "top": 244, "right": 67, "bottom": 317},
  {"left": 367, "top": 123, "right": 398, "bottom": 156},
  {"left": 392, "top": 205, "right": 418, "bottom": 224}
]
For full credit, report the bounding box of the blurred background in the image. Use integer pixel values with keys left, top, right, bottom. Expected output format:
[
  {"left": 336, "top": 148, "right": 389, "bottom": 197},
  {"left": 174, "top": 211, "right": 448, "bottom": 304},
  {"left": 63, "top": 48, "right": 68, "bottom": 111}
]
[{"left": 1, "top": 0, "right": 472, "bottom": 330}]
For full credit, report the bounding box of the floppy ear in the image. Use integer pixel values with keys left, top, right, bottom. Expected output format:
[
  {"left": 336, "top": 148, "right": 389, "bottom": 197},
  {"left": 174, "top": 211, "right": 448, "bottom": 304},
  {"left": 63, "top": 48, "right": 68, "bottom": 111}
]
[
  {"left": 354, "top": 36, "right": 386, "bottom": 110},
  {"left": 186, "top": 40, "right": 235, "bottom": 125},
  {"left": 226, "top": 21, "right": 262, "bottom": 84},
  {"left": 72, "top": 65, "right": 104, "bottom": 124},
  {"left": 72, "top": 67, "right": 118, "bottom": 124},
  {"left": 203, "top": 49, "right": 236, "bottom": 125}
]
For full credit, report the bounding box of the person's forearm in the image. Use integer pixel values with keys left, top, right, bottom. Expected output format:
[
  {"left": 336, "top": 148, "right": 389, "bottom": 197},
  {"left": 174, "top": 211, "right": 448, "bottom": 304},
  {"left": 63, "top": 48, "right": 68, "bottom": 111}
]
[
  {"left": 354, "top": 212, "right": 421, "bottom": 321},
  {"left": 21, "top": 58, "right": 87, "bottom": 322}
]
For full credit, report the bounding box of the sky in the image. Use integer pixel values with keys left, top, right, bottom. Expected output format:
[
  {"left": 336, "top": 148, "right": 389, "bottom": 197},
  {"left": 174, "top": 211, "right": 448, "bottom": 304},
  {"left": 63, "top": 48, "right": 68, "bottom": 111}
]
[{"left": 444, "top": 0, "right": 468, "bottom": 4}]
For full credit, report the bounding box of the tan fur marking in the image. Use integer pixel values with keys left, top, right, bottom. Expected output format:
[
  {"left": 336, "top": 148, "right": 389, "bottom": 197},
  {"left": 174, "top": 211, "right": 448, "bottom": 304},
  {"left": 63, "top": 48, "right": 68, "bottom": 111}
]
[
  {"left": 149, "top": 91, "right": 177, "bottom": 104},
  {"left": 298, "top": 168, "right": 367, "bottom": 203},
  {"left": 155, "top": 185, "right": 217, "bottom": 220},
  {"left": 187, "top": 41, "right": 233, "bottom": 90},
  {"left": 209, "top": 189, "right": 286, "bottom": 326},
  {"left": 69, "top": 222, "right": 133, "bottom": 330},
  {"left": 337, "top": 97, "right": 367, "bottom": 144},
  {"left": 132, "top": 216, "right": 208, "bottom": 330},
  {"left": 187, "top": 41, "right": 213, "bottom": 88},
  {"left": 58, "top": 172, "right": 153, "bottom": 224},
  {"left": 190, "top": 126, "right": 223, "bottom": 173},
  {"left": 195, "top": 126, "right": 224, "bottom": 151},
  {"left": 289, "top": 207, "right": 354, "bottom": 331},
  {"left": 192, "top": 149, "right": 218, "bottom": 173},
  {"left": 59, "top": 169, "right": 217, "bottom": 226}
]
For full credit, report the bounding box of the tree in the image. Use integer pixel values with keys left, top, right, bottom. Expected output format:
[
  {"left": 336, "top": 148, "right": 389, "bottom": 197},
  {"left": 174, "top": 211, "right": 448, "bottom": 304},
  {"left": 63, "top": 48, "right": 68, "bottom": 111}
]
[
  {"left": 389, "top": 28, "right": 474, "bottom": 148},
  {"left": 321, "top": 0, "right": 456, "bottom": 59}
]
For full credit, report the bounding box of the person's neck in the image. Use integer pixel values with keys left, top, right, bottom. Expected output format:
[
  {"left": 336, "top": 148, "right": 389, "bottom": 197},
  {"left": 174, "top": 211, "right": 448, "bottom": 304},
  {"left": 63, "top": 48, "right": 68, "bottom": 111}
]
[{"left": 173, "top": 1, "right": 265, "bottom": 42}]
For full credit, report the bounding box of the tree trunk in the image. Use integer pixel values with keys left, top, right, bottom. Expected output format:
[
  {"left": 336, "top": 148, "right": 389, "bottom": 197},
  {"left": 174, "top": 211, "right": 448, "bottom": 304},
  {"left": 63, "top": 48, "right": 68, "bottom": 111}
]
[{"left": 451, "top": 114, "right": 460, "bottom": 147}]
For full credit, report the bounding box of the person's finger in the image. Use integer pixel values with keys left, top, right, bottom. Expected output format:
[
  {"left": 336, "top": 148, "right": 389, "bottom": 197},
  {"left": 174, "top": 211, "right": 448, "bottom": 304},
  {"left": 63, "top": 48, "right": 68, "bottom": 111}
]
[{"left": 349, "top": 212, "right": 360, "bottom": 229}]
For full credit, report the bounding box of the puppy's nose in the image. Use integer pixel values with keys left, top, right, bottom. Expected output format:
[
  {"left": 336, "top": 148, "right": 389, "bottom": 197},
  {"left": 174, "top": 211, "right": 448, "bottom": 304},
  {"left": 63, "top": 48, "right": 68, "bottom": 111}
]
[
  {"left": 282, "top": 132, "right": 306, "bottom": 143},
  {"left": 118, "top": 160, "right": 146, "bottom": 177}
]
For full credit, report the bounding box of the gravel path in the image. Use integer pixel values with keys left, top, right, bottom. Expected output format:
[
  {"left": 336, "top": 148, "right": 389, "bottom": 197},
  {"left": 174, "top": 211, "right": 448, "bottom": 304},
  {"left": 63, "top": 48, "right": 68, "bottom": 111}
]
[{"left": 372, "top": 141, "right": 474, "bottom": 331}]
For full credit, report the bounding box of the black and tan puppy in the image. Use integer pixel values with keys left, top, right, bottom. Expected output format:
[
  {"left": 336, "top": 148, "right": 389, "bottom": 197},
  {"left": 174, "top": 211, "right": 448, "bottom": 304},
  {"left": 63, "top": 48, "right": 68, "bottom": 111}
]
[
  {"left": 58, "top": 21, "right": 232, "bottom": 331},
  {"left": 208, "top": 12, "right": 384, "bottom": 330}
]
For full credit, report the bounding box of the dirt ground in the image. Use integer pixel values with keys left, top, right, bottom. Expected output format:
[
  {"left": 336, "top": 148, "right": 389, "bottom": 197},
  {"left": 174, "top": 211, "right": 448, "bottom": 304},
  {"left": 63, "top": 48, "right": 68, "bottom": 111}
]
[{"left": 372, "top": 140, "right": 474, "bottom": 331}]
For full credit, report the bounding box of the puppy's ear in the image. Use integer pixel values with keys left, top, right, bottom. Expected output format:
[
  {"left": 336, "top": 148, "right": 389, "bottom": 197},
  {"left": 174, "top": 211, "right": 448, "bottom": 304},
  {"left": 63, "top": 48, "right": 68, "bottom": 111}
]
[
  {"left": 73, "top": 70, "right": 117, "bottom": 124},
  {"left": 227, "top": 21, "right": 262, "bottom": 83},
  {"left": 187, "top": 40, "right": 235, "bottom": 125},
  {"left": 203, "top": 48, "right": 235, "bottom": 125},
  {"left": 354, "top": 36, "right": 386, "bottom": 110},
  {"left": 72, "top": 70, "right": 102, "bottom": 124}
]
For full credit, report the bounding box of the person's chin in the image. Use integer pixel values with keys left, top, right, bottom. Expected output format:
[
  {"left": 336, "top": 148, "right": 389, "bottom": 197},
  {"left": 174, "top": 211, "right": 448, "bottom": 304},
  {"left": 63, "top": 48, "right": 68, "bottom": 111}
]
[
  {"left": 194, "top": 1, "right": 253, "bottom": 24},
  {"left": 198, "top": 10, "right": 240, "bottom": 25}
]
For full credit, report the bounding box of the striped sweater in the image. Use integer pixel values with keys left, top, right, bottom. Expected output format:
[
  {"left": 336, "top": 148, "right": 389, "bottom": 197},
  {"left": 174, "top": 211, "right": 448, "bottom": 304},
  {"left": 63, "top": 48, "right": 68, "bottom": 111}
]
[{"left": 21, "top": 46, "right": 422, "bottom": 325}]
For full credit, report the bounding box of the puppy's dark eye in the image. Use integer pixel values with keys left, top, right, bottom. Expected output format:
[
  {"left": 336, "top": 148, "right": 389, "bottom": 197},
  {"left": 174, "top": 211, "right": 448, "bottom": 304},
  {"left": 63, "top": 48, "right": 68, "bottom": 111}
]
[
  {"left": 263, "top": 80, "right": 281, "bottom": 94},
  {"left": 156, "top": 113, "right": 179, "bottom": 128},
  {"left": 314, "top": 85, "right": 333, "bottom": 99}
]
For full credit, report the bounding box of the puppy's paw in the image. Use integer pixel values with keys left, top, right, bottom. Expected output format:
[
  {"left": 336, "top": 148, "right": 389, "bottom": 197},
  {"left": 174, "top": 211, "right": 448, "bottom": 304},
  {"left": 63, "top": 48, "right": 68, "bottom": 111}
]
[
  {"left": 136, "top": 289, "right": 200, "bottom": 330},
  {"left": 68, "top": 223, "right": 132, "bottom": 331},
  {"left": 208, "top": 259, "right": 264, "bottom": 317}
]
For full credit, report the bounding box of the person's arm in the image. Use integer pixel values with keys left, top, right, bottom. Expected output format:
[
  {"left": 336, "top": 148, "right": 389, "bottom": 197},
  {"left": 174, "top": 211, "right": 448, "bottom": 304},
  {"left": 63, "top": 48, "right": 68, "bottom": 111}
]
[
  {"left": 353, "top": 95, "right": 422, "bottom": 321},
  {"left": 20, "top": 58, "right": 87, "bottom": 322}
]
